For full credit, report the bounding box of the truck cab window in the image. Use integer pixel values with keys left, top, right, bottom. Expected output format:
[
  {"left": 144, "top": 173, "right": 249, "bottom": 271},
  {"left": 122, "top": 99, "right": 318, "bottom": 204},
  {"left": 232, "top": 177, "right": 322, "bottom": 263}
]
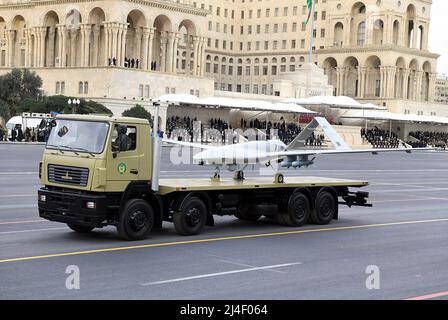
[{"left": 112, "top": 125, "right": 137, "bottom": 152}]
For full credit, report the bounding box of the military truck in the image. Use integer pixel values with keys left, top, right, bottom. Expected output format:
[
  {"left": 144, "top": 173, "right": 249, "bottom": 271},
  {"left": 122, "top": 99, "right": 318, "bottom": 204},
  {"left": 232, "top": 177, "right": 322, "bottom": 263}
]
[{"left": 38, "top": 108, "right": 371, "bottom": 240}]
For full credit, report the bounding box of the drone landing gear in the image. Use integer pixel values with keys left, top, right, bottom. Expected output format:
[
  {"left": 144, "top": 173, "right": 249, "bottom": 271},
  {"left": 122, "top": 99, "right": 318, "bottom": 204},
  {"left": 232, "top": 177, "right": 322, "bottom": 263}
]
[
  {"left": 233, "top": 170, "right": 245, "bottom": 181},
  {"left": 211, "top": 166, "right": 221, "bottom": 182},
  {"left": 274, "top": 173, "right": 284, "bottom": 184}
]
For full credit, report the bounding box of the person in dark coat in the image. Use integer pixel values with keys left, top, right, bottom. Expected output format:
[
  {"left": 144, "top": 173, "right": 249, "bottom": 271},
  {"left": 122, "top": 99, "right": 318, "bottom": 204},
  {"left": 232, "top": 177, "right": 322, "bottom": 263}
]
[
  {"left": 17, "top": 127, "right": 23, "bottom": 142},
  {"left": 0, "top": 126, "right": 4, "bottom": 141},
  {"left": 11, "top": 128, "right": 17, "bottom": 142}
]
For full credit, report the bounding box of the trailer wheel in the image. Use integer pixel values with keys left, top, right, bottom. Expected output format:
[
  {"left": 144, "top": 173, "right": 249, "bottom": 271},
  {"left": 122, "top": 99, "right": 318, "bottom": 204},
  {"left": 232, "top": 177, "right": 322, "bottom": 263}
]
[
  {"left": 173, "top": 197, "right": 207, "bottom": 236},
  {"left": 310, "top": 191, "right": 336, "bottom": 225},
  {"left": 67, "top": 224, "right": 94, "bottom": 233},
  {"left": 117, "top": 199, "right": 154, "bottom": 240},
  {"left": 235, "top": 204, "right": 262, "bottom": 221},
  {"left": 279, "top": 192, "right": 310, "bottom": 227}
]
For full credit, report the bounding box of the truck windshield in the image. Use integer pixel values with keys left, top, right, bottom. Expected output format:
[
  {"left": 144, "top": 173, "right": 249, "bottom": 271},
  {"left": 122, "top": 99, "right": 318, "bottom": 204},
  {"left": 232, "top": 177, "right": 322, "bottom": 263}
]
[{"left": 47, "top": 119, "right": 110, "bottom": 154}]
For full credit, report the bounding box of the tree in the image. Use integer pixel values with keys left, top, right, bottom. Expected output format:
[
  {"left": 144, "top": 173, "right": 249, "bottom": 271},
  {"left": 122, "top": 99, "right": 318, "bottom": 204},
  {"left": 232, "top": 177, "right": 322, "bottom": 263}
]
[
  {"left": 0, "top": 69, "right": 42, "bottom": 105},
  {"left": 122, "top": 105, "right": 152, "bottom": 125},
  {"left": 16, "top": 95, "right": 112, "bottom": 115}
]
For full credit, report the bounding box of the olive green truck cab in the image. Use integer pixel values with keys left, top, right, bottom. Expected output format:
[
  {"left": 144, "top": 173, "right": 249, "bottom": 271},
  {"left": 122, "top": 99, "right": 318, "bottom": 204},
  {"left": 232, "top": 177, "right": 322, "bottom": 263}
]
[{"left": 38, "top": 114, "right": 371, "bottom": 240}]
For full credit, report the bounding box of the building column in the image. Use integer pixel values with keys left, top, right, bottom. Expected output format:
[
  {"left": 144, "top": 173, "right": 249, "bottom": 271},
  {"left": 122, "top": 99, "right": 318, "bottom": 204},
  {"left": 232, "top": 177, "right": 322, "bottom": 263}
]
[
  {"left": 117, "top": 24, "right": 124, "bottom": 67},
  {"left": 159, "top": 32, "right": 167, "bottom": 72},
  {"left": 199, "top": 37, "right": 207, "bottom": 77},
  {"left": 92, "top": 25, "right": 100, "bottom": 66},
  {"left": 415, "top": 70, "right": 423, "bottom": 101},
  {"left": 5, "top": 29, "right": 15, "bottom": 67},
  {"left": 359, "top": 67, "right": 367, "bottom": 98},
  {"left": 80, "top": 24, "right": 92, "bottom": 67},
  {"left": 380, "top": 66, "right": 386, "bottom": 98},
  {"left": 24, "top": 28, "right": 31, "bottom": 67},
  {"left": 103, "top": 22, "right": 110, "bottom": 65},
  {"left": 412, "top": 21, "right": 418, "bottom": 49},
  {"left": 387, "top": 67, "right": 397, "bottom": 98},
  {"left": 135, "top": 27, "right": 142, "bottom": 67},
  {"left": 192, "top": 36, "right": 200, "bottom": 76},
  {"left": 402, "top": 69, "right": 410, "bottom": 99},
  {"left": 56, "top": 25, "right": 67, "bottom": 67},
  {"left": 336, "top": 67, "right": 344, "bottom": 96},
  {"left": 428, "top": 73, "right": 437, "bottom": 102},
  {"left": 111, "top": 24, "right": 118, "bottom": 62},
  {"left": 141, "top": 27, "right": 150, "bottom": 70},
  {"left": 38, "top": 27, "right": 46, "bottom": 67},
  {"left": 32, "top": 28, "right": 38, "bottom": 67},
  {"left": 69, "top": 29, "right": 78, "bottom": 66},
  {"left": 47, "top": 27, "right": 56, "bottom": 67},
  {"left": 171, "top": 32, "right": 180, "bottom": 73},
  {"left": 165, "top": 32, "right": 175, "bottom": 73},
  {"left": 147, "top": 27, "right": 155, "bottom": 70}
]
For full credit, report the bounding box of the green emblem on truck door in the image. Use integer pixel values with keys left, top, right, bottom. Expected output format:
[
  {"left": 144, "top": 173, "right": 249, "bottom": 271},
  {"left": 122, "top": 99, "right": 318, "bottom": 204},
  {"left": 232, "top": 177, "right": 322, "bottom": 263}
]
[{"left": 118, "top": 162, "right": 127, "bottom": 175}]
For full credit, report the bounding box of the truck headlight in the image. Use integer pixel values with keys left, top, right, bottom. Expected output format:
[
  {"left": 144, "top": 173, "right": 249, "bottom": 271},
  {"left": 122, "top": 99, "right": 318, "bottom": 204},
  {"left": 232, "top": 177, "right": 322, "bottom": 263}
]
[
  {"left": 86, "top": 201, "right": 96, "bottom": 209},
  {"left": 39, "top": 194, "right": 46, "bottom": 202}
]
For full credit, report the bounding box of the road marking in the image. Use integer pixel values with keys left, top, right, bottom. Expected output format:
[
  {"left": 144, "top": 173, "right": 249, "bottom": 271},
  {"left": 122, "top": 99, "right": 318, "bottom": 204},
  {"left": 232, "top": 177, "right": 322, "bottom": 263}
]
[
  {"left": 0, "top": 219, "right": 46, "bottom": 225},
  {"left": 0, "top": 204, "right": 36, "bottom": 209},
  {"left": 0, "top": 194, "right": 35, "bottom": 198},
  {"left": 142, "top": 262, "right": 302, "bottom": 286},
  {"left": 405, "top": 291, "right": 448, "bottom": 300},
  {"left": 0, "top": 218, "right": 448, "bottom": 264},
  {"left": 0, "top": 227, "right": 66, "bottom": 235},
  {"left": 0, "top": 172, "right": 38, "bottom": 175}
]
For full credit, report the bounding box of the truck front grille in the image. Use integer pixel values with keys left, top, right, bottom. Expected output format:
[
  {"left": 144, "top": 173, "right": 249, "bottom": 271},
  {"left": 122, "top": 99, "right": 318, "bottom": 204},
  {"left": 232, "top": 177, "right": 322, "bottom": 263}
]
[{"left": 48, "top": 164, "right": 89, "bottom": 187}]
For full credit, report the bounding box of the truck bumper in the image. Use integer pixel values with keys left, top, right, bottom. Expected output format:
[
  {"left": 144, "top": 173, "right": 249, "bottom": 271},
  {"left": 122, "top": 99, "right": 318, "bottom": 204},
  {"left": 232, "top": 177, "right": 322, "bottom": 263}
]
[{"left": 38, "top": 188, "right": 109, "bottom": 227}]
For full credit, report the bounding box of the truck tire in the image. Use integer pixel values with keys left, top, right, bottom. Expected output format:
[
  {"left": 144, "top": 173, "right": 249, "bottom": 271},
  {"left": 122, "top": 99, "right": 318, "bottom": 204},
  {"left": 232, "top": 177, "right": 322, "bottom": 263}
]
[
  {"left": 173, "top": 197, "right": 207, "bottom": 236},
  {"left": 310, "top": 191, "right": 336, "bottom": 225},
  {"left": 117, "top": 199, "right": 154, "bottom": 240},
  {"left": 235, "top": 204, "right": 262, "bottom": 221},
  {"left": 278, "top": 192, "right": 310, "bottom": 227},
  {"left": 67, "top": 224, "right": 94, "bottom": 233}
]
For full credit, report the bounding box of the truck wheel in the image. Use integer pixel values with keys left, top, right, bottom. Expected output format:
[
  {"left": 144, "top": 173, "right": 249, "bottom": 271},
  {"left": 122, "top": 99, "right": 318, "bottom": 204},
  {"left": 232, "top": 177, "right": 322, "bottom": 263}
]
[
  {"left": 310, "top": 191, "right": 336, "bottom": 225},
  {"left": 117, "top": 199, "right": 154, "bottom": 240},
  {"left": 173, "top": 197, "right": 207, "bottom": 236},
  {"left": 279, "top": 192, "right": 310, "bottom": 227},
  {"left": 235, "top": 204, "right": 262, "bottom": 221},
  {"left": 67, "top": 224, "right": 94, "bottom": 233}
]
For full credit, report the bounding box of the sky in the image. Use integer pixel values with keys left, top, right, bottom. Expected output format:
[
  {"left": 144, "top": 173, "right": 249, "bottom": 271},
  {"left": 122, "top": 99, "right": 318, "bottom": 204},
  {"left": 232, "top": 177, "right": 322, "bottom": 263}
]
[{"left": 429, "top": 0, "right": 448, "bottom": 75}]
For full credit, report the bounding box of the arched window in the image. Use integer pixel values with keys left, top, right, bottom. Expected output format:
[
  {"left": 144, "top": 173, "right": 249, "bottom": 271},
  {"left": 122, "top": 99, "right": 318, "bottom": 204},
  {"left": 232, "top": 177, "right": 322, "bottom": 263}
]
[
  {"left": 78, "top": 82, "right": 84, "bottom": 94},
  {"left": 357, "top": 22, "right": 366, "bottom": 46},
  {"left": 84, "top": 82, "right": 89, "bottom": 94}
]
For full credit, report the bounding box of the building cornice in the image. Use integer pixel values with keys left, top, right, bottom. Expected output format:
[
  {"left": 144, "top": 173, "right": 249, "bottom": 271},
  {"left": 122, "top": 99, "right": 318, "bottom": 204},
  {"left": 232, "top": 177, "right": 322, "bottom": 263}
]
[
  {"left": 0, "top": 0, "right": 209, "bottom": 17},
  {"left": 318, "top": 45, "right": 440, "bottom": 59}
]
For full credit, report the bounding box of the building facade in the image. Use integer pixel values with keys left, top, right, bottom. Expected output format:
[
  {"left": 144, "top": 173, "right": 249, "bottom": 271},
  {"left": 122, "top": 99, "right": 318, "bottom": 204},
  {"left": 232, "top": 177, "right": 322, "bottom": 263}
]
[
  {"left": 0, "top": 0, "right": 442, "bottom": 115},
  {"left": 435, "top": 76, "right": 448, "bottom": 104}
]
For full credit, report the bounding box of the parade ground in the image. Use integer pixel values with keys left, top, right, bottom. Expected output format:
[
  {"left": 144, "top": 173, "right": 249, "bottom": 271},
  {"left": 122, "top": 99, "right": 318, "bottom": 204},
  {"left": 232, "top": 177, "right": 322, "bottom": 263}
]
[{"left": 0, "top": 144, "right": 447, "bottom": 300}]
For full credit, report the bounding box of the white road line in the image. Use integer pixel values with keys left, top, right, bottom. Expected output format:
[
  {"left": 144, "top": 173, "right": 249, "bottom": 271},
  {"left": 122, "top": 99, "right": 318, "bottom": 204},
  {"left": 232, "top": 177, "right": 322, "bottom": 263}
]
[
  {"left": 0, "top": 194, "right": 35, "bottom": 198},
  {"left": 142, "top": 262, "right": 302, "bottom": 286},
  {"left": 371, "top": 188, "right": 448, "bottom": 194},
  {"left": 0, "top": 227, "right": 67, "bottom": 235},
  {"left": 0, "top": 204, "right": 36, "bottom": 209},
  {"left": 0, "top": 172, "right": 38, "bottom": 175}
]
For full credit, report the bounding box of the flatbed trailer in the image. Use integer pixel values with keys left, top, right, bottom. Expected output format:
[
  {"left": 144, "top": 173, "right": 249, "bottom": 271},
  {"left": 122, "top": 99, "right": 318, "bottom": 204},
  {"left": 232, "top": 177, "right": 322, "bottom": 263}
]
[{"left": 37, "top": 113, "right": 371, "bottom": 240}]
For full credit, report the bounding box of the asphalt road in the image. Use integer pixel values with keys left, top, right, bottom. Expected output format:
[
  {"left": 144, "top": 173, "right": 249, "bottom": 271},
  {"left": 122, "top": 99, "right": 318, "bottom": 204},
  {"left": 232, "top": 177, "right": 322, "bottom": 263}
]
[{"left": 0, "top": 143, "right": 448, "bottom": 300}]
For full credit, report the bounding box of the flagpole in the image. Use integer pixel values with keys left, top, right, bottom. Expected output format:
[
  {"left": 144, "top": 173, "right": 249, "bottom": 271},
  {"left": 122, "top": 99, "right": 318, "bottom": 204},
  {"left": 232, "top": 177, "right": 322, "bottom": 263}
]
[{"left": 308, "top": 0, "right": 316, "bottom": 63}]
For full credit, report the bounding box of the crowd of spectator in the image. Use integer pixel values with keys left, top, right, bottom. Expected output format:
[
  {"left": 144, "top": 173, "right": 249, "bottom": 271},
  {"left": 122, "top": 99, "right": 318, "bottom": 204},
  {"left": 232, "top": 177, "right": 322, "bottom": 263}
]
[
  {"left": 361, "top": 127, "right": 400, "bottom": 148},
  {"left": 166, "top": 116, "right": 231, "bottom": 141},
  {"left": 107, "top": 56, "right": 158, "bottom": 71},
  {"left": 0, "top": 122, "right": 51, "bottom": 143},
  {"left": 166, "top": 116, "right": 308, "bottom": 144},
  {"left": 408, "top": 131, "right": 448, "bottom": 149}
]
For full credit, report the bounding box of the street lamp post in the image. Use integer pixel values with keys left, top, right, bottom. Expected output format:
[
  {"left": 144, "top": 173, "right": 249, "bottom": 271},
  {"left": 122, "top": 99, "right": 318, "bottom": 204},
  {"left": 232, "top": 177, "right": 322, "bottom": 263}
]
[{"left": 68, "top": 98, "right": 81, "bottom": 114}]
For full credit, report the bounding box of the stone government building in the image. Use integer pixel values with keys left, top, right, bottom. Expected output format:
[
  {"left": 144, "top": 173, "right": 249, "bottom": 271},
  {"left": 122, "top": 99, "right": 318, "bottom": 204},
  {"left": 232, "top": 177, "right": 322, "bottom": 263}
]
[{"left": 0, "top": 0, "right": 444, "bottom": 117}]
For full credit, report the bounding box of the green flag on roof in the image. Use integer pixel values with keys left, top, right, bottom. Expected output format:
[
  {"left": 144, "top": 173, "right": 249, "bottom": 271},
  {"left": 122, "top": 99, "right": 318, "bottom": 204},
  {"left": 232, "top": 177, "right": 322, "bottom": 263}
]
[{"left": 305, "top": 0, "right": 314, "bottom": 25}]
